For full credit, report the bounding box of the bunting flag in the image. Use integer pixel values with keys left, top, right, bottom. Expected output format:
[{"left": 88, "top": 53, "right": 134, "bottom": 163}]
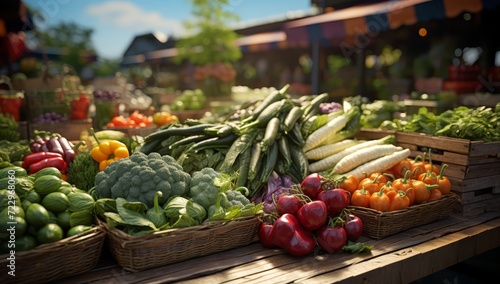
[{"left": 280, "top": 0, "right": 500, "bottom": 46}]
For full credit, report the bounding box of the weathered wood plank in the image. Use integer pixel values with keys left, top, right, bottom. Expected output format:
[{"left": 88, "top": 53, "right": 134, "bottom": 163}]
[
  {"left": 300, "top": 217, "right": 500, "bottom": 284},
  {"left": 58, "top": 213, "right": 500, "bottom": 284}
]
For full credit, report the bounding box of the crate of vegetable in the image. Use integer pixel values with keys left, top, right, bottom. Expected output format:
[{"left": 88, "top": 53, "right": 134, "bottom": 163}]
[
  {"left": 379, "top": 104, "right": 500, "bottom": 216},
  {"left": 91, "top": 152, "right": 263, "bottom": 272},
  {"left": 0, "top": 226, "right": 106, "bottom": 284},
  {"left": 348, "top": 193, "right": 460, "bottom": 239},
  {"left": 0, "top": 167, "right": 105, "bottom": 284},
  {"left": 29, "top": 118, "right": 92, "bottom": 141},
  {"left": 98, "top": 216, "right": 260, "bottom": 272}
]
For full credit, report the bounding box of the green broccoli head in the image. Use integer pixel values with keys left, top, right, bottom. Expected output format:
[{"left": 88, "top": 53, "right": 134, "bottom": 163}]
[
  {"left": 188, "top": 167, "right": 222, "bottom": 211},
  {"left": 94, "top": 152, "right": 191, "bottom": 208},
  {"left": 223, "top": 190, "right": 251, "bottom": 209}
]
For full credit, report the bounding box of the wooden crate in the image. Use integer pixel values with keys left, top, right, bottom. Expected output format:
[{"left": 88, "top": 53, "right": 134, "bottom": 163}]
[
  {"left": 104, "top": 125, "right": 158, "bottom": 137},
  {"left": 355, "top": 128, "right": 397, "bottom": 141},
  {"left": 395, "top": 131, "right": 500, "bottom": 216},
  {"left": 29, "top": 119, "right": 92, "bottom": 141}
]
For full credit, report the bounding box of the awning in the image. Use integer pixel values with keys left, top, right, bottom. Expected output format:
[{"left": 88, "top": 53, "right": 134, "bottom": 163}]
[{"left": 283, "top": 0, "right": 500, "bottom": 44}]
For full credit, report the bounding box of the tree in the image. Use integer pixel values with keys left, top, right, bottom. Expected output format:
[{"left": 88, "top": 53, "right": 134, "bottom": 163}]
[
  {"left": 174, "top": 0, "right": 242, "bottom": 66},
  {"left": 35, "top": 22, "right": 96, "bottom": 73}
]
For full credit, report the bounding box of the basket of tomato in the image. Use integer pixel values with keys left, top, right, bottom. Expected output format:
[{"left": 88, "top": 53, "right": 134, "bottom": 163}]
[{"left": 104, "top": 110, "right": 157, "bottom": 137}]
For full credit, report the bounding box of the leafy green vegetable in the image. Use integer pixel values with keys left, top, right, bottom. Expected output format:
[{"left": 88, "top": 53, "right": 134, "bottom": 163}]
[
  {"left": 146, "top": 191, "right": 168, "bottom": 228},
  {"left": 104, "top": 198, "right": 158, "bottom": 233},
  {"left": 68, "top": 150, "right": 99, "bottom": 192},
  {"left": 388, "top": 104, "right": 500, "bottom": 142},
  {"left": 342, "top": 240, "right": 374, "bottom": 254}
]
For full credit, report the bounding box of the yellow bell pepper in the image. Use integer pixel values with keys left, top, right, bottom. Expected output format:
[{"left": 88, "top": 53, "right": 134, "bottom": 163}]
[{"left": 89, "top": 128, "right": 130, "bottom": 171}]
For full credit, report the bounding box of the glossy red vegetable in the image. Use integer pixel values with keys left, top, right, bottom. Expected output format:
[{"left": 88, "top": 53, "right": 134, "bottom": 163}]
[
  {"left": 287, "top": 225, "right": 316, "bottom": 256},
  {"left": 316, "top": 225, "right": 347, "bottom": 254},
  {"left": 22, "top": 152, "right": 64, "bottom": 169},
  {"left": 317, "top": 188, "right": 349, "bottom": 215},
  {"left": 300, "top": 173, "right": 323, "bottom": 199},
  {"left": 296, "top": 200, "right": 328, "bottom": 231},
  {"left": 28, "top": 156, "right": 68, "bottom": 174},
  {"left": 269, "top": 213, "right": 315, "bottom": 256},
  {"left": 258, "top": 223, "right": 276, "bottom": 248},
  {"left": 276, "top": 195, "right": 303, "bottom": 216},
  {"left": 343, "top": 214, "right": 364, "bottom": 242}
]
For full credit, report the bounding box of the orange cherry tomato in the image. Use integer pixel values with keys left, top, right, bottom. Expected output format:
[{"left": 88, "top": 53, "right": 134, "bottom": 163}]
[
  {"left": 111, "top": 115, "right": 129, "bottom": 127},
  {"left": 392, "top": 170, "right": 413, "bottom": 192},
  {"left": 388, "top": 190, "right": 410, "bottom": 211},
  {"left": 391, "top": 158, "right": 412, "bottom": 179},
  {"left": 350, "top": 188, "right": 371, "bottom": 208},
  {"left": 410, "top": 155, "right": 426, "bottom": 179},
  {"left": 418, "top": 171, "right": 438, "bottom": 185},
  {"left": 369, "top": 189, "right": 391, "bottom": 212},
  {"left": 411, "top": 180, "right": 439, "bottom": 205},
  {"left": 428, "top": 187, "right": 443, "bottom": 202},
  {"left": 369, "top": 172, "right": 393, "bottom": 186},
  {"left": 339, "top": 174, "right": 359, "bottom": 195},
  {"left": 436, "top": 164, "right": 452, "bottom": 195}
]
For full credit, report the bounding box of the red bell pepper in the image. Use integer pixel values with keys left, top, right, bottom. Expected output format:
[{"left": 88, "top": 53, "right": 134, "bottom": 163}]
[
  {"left": 29, "top": 156, "right": 68, "bottom": 174},
  {"left": 268, "top": 213, "right": 316, "bottom": 257},
  {"left": 22, "top": 152, "right": 63, "bottom": 169}
]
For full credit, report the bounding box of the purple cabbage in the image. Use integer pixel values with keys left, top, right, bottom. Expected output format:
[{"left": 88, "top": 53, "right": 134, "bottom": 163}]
[{"left": 259, "top": 171, "right": 297, "bottom": 214}]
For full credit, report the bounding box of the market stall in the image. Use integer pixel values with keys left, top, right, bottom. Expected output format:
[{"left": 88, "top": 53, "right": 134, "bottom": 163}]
[{"left": 1, "top": 83, "right": 499, "bottom": 283}]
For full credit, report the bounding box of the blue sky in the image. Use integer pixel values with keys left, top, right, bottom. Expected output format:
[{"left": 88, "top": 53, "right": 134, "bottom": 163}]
[{"left": 23, "top": 0, "right": 314, "bottom": 60}]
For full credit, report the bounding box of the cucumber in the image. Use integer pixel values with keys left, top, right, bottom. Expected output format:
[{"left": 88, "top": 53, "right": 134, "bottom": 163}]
[{"left": 34, "top": 175, "right": 62, "bottom": 196}]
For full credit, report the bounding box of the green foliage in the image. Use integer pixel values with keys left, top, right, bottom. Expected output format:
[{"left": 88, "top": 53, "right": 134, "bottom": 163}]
[
  {"left": 174, "top": 0, "right": 242, "bottom": 65},
  {"left": 35, "top": 22, "right": 96, "bottom": 72}
]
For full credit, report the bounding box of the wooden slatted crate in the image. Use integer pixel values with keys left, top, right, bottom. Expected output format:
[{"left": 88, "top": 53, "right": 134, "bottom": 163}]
[
  {"left": 396, "top": 132, "right": 500, "bottom": 216},
  {"left": 355, "top": 128, "right": 397, "bottom": 141}
]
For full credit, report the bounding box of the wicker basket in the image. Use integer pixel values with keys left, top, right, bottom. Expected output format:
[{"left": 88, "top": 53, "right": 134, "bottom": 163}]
[
  {"left": 0, "top": 225, "right": 106, "bottom": 284},
  {"left": 348, "top": 193, "right": 460, "bottom": 239},
  {"left": 99, "top": 216, "right": 260, "bottom": 272}
]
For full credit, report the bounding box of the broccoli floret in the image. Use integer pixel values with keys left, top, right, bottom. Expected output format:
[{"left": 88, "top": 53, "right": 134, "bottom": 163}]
[
  {"left": 188, "top": 167, "right": 222, "bottom": 211},
  {"left": 223, "top": 190, "right": 251, "bottom": 208},
  {"left": 94, "top": 152, "right": 191, "bottom": 208}
]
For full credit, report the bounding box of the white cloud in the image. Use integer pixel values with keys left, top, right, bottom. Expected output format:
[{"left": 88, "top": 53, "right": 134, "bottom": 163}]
[{"left": 85, "top": 1, "right": 185, "bottom": 37}]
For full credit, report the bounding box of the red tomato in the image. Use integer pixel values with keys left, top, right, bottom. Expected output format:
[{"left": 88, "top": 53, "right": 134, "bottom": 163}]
[
  {"left": 344, "top": 214, "right": 364, "bottom": 242},
  {"left": 317, "top": 188, "right": 349, "bottom": 215},
  {"left": 316, "top": 226, "right": 347, "bottom": 254},
  {"left": 269, "top": 213, "right": 315, "bottom": 256},
  {"left": 300, "top": 173, "right": 324, "bottom": 199},
  {"left": 296, "top": 200, "right": 328, "bottom": 231},
  {"left": 276, "top": 195, "right": 303, "bottom": 216},
  {"left": 258, "top": 223, "right": 276, "bottom": 248}
]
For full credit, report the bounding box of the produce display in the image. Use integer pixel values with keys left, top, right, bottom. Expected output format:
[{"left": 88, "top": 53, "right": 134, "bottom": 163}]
[
  {"left": 32, "top": 112, "right": 69, "bottom": 123},
  {"left": 105, "top": 110, "right": 153, "bottom": 128},
  {"left": 169, "top": 89, "right": 206, "bottom": 111},
  {"left": 379, "top": 103, "right": 500, "bottom": 142},
  {"left": 0, "top": 113, "right": 20, "bottom": 142},
  {"left": 0, "top": 85, "right": 485, "bottom": 279},
  {"left": 0, "top": 167, "right": 96, "bottom": 253}
]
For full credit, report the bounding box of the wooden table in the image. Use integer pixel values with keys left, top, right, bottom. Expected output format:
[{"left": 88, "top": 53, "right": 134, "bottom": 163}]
[{"left": 60, "top": 211, "right": 500, "bottom": 284}]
